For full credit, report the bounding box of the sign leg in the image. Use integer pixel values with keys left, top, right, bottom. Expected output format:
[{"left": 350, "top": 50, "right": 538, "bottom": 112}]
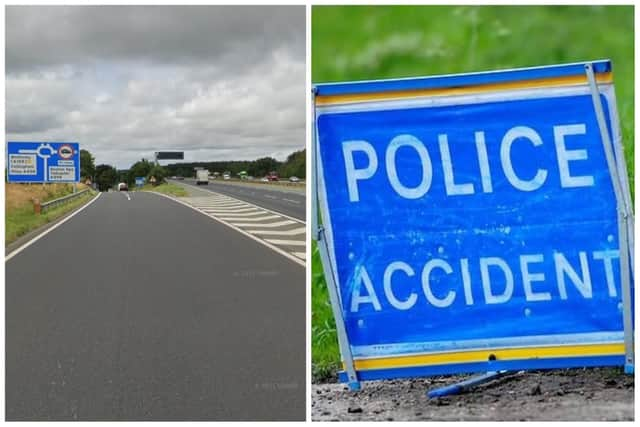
[
  {"left": 313, "top": 86, "right": 360, "bottom": 391},
  {"left": 427, "top": 371, "right": 512, "bottom": 398},
  {"left": 317, "top": 228, "right": 360, "bottom": 391},
  {"left": 585, "top": 62, "right": 634, "bottom": 373}
]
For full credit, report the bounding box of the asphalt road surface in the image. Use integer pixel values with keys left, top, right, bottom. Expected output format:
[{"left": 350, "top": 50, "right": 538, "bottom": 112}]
[
  {"left": 174, "top": 179, "right": 305, "bottom": 221},
  {"left": 6, "top": 191, "right": 305, "bottom": 421}
]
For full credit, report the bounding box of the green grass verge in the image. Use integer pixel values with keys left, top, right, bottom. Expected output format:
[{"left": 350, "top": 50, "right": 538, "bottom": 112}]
[
  {"left": 140, "top": 182, "right": 189, "bottom": 197},
  {"left": 312, "top": 240, "right": 341, "bottom": 382},
  {"left": 6, "top": 190, "right": 96, "bottom": 246},
  {"left": 311, "top": 5, "right": 635, "bottom": 380}
]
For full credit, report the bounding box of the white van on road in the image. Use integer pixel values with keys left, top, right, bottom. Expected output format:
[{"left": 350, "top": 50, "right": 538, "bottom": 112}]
[{"left": 196, "top": 169, "right": 210, "bottom": 185}]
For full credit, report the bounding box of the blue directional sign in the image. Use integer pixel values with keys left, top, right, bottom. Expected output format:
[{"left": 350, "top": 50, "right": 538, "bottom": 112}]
[
  {"left": 135, "top": 177, "right": 145, "bottom": 187},
  {"left": 313, "top": 60, "right": 634, "bottom": 387},
  {"left": 7, "top": 142, "right": 80, "bottom": 183}
]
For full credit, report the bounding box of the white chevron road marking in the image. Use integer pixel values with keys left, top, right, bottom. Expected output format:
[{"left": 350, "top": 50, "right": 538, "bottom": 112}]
[
  {"left": 166, "top": 187, "right": 307, "bottom": 266},
  {"left": 231, "top": 220, "right": 295, "bottom": 228},
  {"left": 209, "top": 211, "right": 270, "bottom": 218},
  {"left": 217, "top": 215, "right": 280, "bottom": 222},
  {"left": 265, "top": 239, "right": 305, "bottom": 246},
  {"left": 202, "top": 207, "right": 258, "bottom": 214},
  {"left": 245, "top": 227, "right": 306, "bottom": 236},
  {"left": 197, "top": 201, "right": 247, "bottom": 207}
]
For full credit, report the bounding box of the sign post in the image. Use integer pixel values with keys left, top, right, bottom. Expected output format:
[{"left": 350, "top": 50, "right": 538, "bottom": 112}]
[
  {"left": 135, "top": 177, "right": 146, "bottom": 188},
  {"left": 7, "top": 142, "right": 80, "bottom": 183},
  {"left": 312, "top": 60, "right": 634, "bottom": 390}
]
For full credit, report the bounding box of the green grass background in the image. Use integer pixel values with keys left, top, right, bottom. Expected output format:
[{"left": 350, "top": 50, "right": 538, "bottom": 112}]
[{"left": 311, "top": 5, "right": 635, "bottom": 381}]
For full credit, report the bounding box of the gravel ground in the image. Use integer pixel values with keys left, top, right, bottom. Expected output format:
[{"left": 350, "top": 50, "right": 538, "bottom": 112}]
[{"left": 312, "top": 368, "right": 634, "bottom": 421}]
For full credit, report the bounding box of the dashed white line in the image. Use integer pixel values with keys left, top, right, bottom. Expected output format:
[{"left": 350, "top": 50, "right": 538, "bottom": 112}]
[
  {"left": 282, "top": 198, "right": 301, "bottom": 204},
  {"left": 264, "top": 194, "right": 277, "bottom": 199}
]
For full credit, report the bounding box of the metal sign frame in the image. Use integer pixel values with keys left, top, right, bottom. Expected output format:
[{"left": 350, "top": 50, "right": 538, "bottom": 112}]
[{"left": 312, "top": 60, "right": 634, "bottom": 390}]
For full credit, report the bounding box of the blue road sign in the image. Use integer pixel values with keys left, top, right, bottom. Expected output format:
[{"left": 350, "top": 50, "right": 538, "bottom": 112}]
[
  {"left": 135, "top": 177, "right": 145, "bottom": 187},
  {"left": 313, "top": 60, "right": 635, "bottom": 387},
  {"left": 7, "top": 142, "right": 80, "bottom": 183}
]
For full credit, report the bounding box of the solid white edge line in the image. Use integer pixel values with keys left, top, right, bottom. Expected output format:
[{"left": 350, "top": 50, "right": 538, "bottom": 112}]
[
  {"left": 173, "top": 180, "right": 306, "bottom": 225},
  {"left": 149, "top": 191, "right": 305, "bottom": 268},
  {"left": 5, "top": 192, "right": 102, "bottom": 262}
]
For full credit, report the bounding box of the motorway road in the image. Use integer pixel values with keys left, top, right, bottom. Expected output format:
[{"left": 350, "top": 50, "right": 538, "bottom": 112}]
[
  {"left": 173, "top": 179, "right": 305, "bottom": 221},
  {"left": 6, "top": 191, "right": 305, "bottom": 421}
]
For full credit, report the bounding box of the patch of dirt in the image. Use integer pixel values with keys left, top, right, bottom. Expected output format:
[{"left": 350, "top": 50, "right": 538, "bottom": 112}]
[{"left": 312, "top": 368, "right": 633, "bottom": 421}]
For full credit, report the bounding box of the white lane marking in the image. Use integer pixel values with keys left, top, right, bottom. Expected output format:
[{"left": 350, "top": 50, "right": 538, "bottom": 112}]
[
  {"left": 217, "top": 215, "right": 280, "bottom": 222},
  {"left": 202, "top": 207, "right": 258, "bottom": 214},
  {"left": 264, "top": 239, "right": 306, "bottom": 246},
  {"left": 185, "top": 197, "right": 230, "bottom": 203},
  {"left": 6, "top": 192, "right": 102, "bottom": 262},
  {"left": 264, "top": 194, "right": 277, "bottom": 199},
  {"left": 245, "top": 227, "right": 306, "bottom": 236},
  {"left": 197, "top": 201, "right": 247, "bottom": 207},
  {"left": 205, "top": 210, "right": 268, "bottom": 218},
  {"left": 292, "top": 252, "right": 306, "bottom": 260},
  {"left": 177, "top": 183, "right": 305, "bottom": 224},
  {"left": 125, "top": 192, "right": 131, "bottom": 201},
  {"left": 149, "top": 192, "right": 304, "bottom": 267},
  {"left": 282, "top": 198, "right": 301, "bottom": 204},
  {"left": 231, "top": 220, "right": 295, "bottom": 228}
]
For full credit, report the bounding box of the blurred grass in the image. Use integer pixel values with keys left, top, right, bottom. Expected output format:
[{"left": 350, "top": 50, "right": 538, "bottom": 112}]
[
  {"left": 140, "top": 182, "right": 188, "bottom": 197},
  {"left": 312, "top": 240, "right": 341, "bottom": 381},
  {"left": 311, "top": 5, "right": 635, "bottom": 381},
  {"left": 6, "top": 189, "right": 96, "bottom": 245}
]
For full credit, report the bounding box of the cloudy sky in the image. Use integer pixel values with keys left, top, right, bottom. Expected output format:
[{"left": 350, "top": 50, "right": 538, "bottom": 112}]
[{"left": 6, "top": 6, "right": 305, "bottom": 169}]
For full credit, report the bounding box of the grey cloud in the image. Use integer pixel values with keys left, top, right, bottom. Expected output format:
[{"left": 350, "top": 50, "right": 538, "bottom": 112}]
[
  {"left": 6, "top": 6, "right": 304, "bottom": 73},
  {"left": 6, "top": 5, "right": 305, "bottom": 169}
]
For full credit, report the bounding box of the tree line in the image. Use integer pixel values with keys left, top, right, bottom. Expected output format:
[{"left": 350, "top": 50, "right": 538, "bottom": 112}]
[
  {"left": 81, "top": 148, "right": 305, "bottom": 191},
  {"left": 163, "top": 149, "right": 305, "bottom": 179}
]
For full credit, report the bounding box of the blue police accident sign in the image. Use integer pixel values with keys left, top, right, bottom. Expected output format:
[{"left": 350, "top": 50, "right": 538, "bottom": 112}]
[
  {"left": 7, "top": 142, "right": 80, "bottom": 183},
  {"left": 313, "top": 60, "right": 635, "bottom": 386}
]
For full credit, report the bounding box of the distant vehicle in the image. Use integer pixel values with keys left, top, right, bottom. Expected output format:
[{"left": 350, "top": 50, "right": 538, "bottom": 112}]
[
  {"left": 196, "top": 169, "right": 209, "bottom": 185},
  {"left": 289, "top": 176, "right": 300, "bottom": 182},
  {"left": 260, "top": 177, "right": 269, "bottom": 182},
  {"left": 267, "top": 171, "right": 279, "bottom": 181},
  {"left": 118, "top": 182, "right": 128, "bottom": 191},
  {"left": 223, "top": 174, "right": 231, "bottom": 180},
  {"left": 176, "top": 176, "right": 184, "bottom": 180},
  {"left": 171, "top": 176, "right": 177, "bottom": 179}
]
